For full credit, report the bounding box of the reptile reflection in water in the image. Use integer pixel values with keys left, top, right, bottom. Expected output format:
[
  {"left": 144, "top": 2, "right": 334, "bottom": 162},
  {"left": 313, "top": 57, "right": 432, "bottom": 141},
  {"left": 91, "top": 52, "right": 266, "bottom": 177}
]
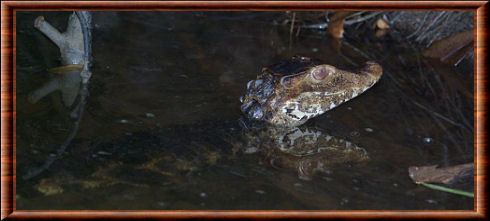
[
  {"left": 32, "top": 119, "right": 370, "bottom": 193},
  {"left": 235, "top": 121, "right": 369, "bottom": 180}
]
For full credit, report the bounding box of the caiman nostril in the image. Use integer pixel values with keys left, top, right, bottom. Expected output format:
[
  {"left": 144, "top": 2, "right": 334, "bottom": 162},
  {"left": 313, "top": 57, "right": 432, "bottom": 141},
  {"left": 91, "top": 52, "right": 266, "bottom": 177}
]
[
  {"left": 254, "top": 79, "right": 264, "bottom": 88},
  {"left": 248, "top": 104, "right": 264, "bottom": 120},
  {"left": 240, "top": 100, "right": 255, "bottom": 113},
  {"left": 246, "top": 80, "right": 254, "bottom": 89}
]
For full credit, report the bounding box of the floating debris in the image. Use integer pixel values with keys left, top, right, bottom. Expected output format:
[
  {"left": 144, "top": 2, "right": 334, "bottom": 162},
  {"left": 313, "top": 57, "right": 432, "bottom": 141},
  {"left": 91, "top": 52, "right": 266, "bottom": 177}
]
[
  {"left": 322, "top": 177, "right": 333, "bottom": 181},
  {"left": 375, "top": 18, "right": 390, "bottom": 29},
  {"left": 244, "top": 146, "right": 258, "bottom": 154},
  {"left": 408, "top": 163, "right": 473, "bottom": 184},
  {"left": 145, "top": 113, "right": 155, "bottom": 118},
  {"left": 423, "top": 137, "right": 433, "bottom": 143},
  {"left": 350, "top": 131, "right": 360, "bottom": 137},
  {"left": 422, "top": 30, "right": 473, "bottom": 63},
  {"left": 426, "top": 199, "right": 437, "bottom": 204},
  {"left": 36, "top": 179, "right": 64, "bottom": 196},
  {"left": 97, "top": 151, "right": 112, "bottom": 156},
  {"left": 200, "top": 192, "right": 207, "bottom": 198},
  {"left": 120, "top": 119, "right": 129, "bottom": 124},
  {"left": 340, "top": 197, "right": 349, "bottom": 205},
  {"left": 364, "top": 128, "right": 374, "bottom": 132},
  {"left": 327, "top": 12, "right": 350, "bottom": 39},
  {"left": 255, "top": 189, "right": 265, "bottom": 194},
  {"left": 155, "top": 201, "right": 166, "bottom": 208}
]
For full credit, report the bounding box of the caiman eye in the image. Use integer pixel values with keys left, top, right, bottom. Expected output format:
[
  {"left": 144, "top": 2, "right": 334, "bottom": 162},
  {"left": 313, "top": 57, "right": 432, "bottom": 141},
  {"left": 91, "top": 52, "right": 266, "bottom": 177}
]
[
  {"left": 312, "top": 67, "right": 327, "bottom": 80},
  {"left": 311, "top": 65, "right": 335, "bottom": 82}
]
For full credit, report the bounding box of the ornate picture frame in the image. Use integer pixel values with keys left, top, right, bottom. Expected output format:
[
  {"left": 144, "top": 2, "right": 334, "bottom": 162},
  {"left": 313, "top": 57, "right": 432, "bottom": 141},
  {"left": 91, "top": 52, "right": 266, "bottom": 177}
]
[{"left": 1, "top": 1, "right": 487, "bottom": 219}]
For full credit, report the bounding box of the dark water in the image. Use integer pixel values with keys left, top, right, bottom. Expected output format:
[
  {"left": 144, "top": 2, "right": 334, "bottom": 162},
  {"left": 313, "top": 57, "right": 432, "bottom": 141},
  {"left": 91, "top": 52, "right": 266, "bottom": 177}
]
[{"left": 16, "top": 12, "right": 474, "bottom": 210}]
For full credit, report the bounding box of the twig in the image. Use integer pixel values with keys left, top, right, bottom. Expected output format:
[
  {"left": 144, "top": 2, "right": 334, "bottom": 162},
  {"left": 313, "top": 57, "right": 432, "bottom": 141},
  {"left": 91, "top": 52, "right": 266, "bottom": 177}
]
[
  {"left": 389, "top": 11, "right": 405, "bottom": 25},
  {"left": 300, "top": 12, "right": 383, "bottom": 29},
  {"left": 415, "top": 12, "right": 447, "bottom": 42},
  {"left": 420, "top": 182, "right": 473, "bottom": 198},
  {"left": 288, "top": 12, "right": 296, "bottom": 49},
  {"left": 301, "top": 23, "right": 328, "bottom": 29},
  {"left": 406, "top": 12, "right": 429, "bottom": 39},
  {"left": 344, "top": 11, "right": 383, "bottom": 25},
  {"left": 76, "top": 11, "right": 92, "bottom": 84}
]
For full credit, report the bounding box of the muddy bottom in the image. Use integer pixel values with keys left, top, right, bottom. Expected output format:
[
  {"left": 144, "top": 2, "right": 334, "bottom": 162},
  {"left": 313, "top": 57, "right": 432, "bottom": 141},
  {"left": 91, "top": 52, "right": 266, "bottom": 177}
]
[{"left": 15, "top": 11, "right": 473, "bottom": 210}]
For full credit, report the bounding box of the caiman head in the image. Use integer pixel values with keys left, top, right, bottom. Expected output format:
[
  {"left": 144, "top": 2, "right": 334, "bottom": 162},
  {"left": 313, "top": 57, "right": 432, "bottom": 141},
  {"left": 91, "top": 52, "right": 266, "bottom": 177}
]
[{"left": 240, "top": 56, "right": 382, "bottom": 127}]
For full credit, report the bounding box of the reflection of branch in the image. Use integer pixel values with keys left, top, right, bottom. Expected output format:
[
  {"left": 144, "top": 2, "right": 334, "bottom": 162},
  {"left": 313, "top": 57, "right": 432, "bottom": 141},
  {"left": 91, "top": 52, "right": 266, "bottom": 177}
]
[
  {"left": 76, "top": 11, "right": 92, "bottom": 84},
  {"left": 23, "top": 84, "right": 88, "bottom": 180},
  {"left": 28, "top": 66, "right": 82, "bottom": 107},
  {"left": 344, "top": 11, "right": 383, "bottom": 25},
  {"left": 300, "top": 12, "right": 384, "bottom": 29}
]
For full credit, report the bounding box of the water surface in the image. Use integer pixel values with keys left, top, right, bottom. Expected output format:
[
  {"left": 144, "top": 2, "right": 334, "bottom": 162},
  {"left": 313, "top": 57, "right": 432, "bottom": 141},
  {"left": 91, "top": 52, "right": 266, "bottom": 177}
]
[{"left": 16, "top": 11, "right": 474, "bottom": 210}]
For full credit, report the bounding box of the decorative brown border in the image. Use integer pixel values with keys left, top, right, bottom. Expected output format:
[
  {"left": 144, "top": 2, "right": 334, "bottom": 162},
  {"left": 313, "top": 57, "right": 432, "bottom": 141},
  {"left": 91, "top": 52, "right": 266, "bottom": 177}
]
[{"left": 1, "top": 1, "right": 487, "bottom": 219}]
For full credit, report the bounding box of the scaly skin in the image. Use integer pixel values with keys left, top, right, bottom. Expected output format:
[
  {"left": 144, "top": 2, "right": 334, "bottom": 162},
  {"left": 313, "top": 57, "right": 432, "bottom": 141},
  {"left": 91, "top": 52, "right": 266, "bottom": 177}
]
[{"left": 241, "top": 56, "right": 383, "bottom": 127}]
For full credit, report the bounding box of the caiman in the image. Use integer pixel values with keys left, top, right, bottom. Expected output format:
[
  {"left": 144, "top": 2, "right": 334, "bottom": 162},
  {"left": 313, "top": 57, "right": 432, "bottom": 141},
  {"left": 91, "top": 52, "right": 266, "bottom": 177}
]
[
  {"left": 236, "top": 55, "right": 382, "bottom": 180},
  {"left": 27, "top": 56, "right": 382, "bottom": 195}
]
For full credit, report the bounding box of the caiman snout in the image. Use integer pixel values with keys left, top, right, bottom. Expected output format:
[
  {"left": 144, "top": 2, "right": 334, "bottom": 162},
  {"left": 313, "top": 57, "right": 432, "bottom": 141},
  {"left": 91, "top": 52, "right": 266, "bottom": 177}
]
[{"left": 360, "top": 61, "right": 383, "bottom": 83}]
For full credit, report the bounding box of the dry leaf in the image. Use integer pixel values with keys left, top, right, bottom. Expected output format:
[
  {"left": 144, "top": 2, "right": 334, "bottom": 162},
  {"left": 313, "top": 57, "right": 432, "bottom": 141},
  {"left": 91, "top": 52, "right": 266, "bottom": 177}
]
[
  {"left": 408, "top": 163, "right": 473, "bottom": 184},
  {"left": 49, "top": 64, "right": 83, "bottom": 75},
  {"left": 375, "top": 29, "right": 388, "bottom": 38},
  {"left": 375, "top": 18, "right": 390, "bottom": 29},
  {"left": 327, "top": 12, "right": 351, "bottom": 39},
  {"left": 422, "top": 30, "right": 473, "bottom": 62}
]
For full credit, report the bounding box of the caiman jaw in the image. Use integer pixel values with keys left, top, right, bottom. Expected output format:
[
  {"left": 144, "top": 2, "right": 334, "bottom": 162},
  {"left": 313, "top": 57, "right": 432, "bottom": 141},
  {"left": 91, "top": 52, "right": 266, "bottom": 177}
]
[{"left": 241, "top": 60, "right": 383, "bottom": 128}]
